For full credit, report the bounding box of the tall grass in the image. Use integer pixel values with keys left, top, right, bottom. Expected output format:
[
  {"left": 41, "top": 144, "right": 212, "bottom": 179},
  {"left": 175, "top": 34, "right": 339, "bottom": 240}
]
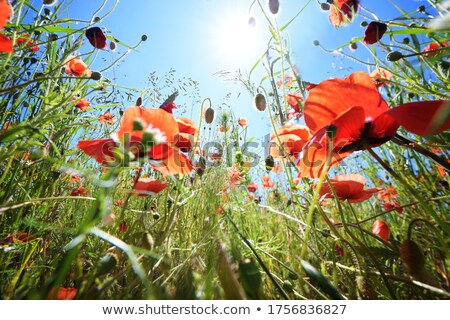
[{"left": 1, "top": 0, "right": 449, "bottom": 300}]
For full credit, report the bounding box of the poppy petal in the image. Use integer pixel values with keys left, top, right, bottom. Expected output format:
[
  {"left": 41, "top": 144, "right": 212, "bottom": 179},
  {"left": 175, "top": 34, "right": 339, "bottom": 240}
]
[
  {"left": 77, "top": 138, "right": 117, "bottom": 164},
  {"left": 386, "top": 100, "right": 450, "bottom": 136},
  {"left": 369, "top": 112, "right": 399, "bottom": 142},
  {"left": 0, "top": 33, "right": 12, "bottom": 53},
  {"left": 304, "top": 72, "right": 389, "bottom": 133},
  {"left": 331, "top": 106, "right": 365, "bottom": 144},
  {"left": 150, "top": 148, "right": 193, "bottom": 176},
  {"left": 118, "top": 106, "right": 179, "bottom": 143},
  {"left": 0, "top": 0, "right": 11, "bottom": 30},
  {"left": 297, "top": 129, "right": 351, "bottom": 178},
  {"left": 133, "top": 178, "right": 168, "bottom": 196}
]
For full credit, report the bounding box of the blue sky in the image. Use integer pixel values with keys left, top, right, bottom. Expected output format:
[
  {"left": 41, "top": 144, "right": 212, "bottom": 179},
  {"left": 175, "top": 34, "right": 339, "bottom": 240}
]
[{"left": 41, "top": 0, "right": 427, "bottom": 143}]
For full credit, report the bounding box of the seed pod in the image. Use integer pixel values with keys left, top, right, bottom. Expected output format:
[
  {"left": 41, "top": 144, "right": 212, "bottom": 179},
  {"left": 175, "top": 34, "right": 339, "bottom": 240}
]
[
  {"left": 136, "top": 97, "right": 143, "bottom": 106},
  {"left": 320, "top": 3, "right": 330, "bottom": 11},
  {"left": 282, "top": 280, "right": 294, "bottom": 293},
  {"left": 90, "top": 71, "right": 102, "bottom": 80},
  {"left": 268, "top": 0, "right": 279, "bottom": 14},
  {"left": 386, "top": 51, "right": 403, "bottom": 62},
  {"left": 400, "top": 239, "right": 425, "bottom": 277},
  {"left": 253, "top": 93, "right": 267, "bottom": 112},
  {"left": 265, "top": 155, "right": 274, "bottom": 171},
  {"left": 248, "top": 17, "right": 256, "bottom": 28},
  {"left": 109, "top": 41, "right": 117, "bottom": 51},
  {"left": 205, "top": 107, "right": 214, "bottom": 124}
]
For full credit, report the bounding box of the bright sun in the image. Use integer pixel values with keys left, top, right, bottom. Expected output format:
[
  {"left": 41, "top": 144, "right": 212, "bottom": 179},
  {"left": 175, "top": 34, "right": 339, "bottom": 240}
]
[{"left": 211, "top": 12, "right": 265, "bottom": 67}]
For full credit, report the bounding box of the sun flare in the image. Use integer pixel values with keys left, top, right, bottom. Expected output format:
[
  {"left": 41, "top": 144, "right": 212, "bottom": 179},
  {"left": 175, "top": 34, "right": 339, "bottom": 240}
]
[{"left": 211, "top": 13, "right": 264, "bottom": 66}]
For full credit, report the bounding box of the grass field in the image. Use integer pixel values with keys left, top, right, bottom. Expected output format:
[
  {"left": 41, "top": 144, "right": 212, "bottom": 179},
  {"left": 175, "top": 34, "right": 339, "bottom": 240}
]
[{"left": 1, "top": 0, "right": 450, "bottom": 300}]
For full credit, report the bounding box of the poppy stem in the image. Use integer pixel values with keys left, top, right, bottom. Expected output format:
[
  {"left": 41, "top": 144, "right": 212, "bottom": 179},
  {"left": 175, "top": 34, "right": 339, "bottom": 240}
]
[
  {"left": 392, "top": 134, "right": 450, "bottom": 173},
  {"left": 368, "top": 148, "right": 450, "bottom": 235}
]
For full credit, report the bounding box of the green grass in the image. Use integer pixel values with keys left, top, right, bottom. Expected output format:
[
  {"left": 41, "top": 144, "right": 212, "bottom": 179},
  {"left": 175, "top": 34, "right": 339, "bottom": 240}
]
[{"left": 1, "top": 0, "right": 450, "bottom": 300}]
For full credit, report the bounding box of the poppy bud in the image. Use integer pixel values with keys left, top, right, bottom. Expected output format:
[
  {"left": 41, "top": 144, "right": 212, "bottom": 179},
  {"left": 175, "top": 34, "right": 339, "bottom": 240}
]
[
  {"left": 248, "top": 17, "right": 256, "bottom": 28},
  {"left": 363, "top": 21, "right": 387, "bottom": 45},
  {"left": 312, "top": 40, "right": 320, "bottom": 46},
  {"left": 141, "top": 34, "right": 148, "bottom": 41},
  {"left": 349, "top": 42, "right": 358, "bottom": 51},
  {"left": 265, "top": 155, "right": 274, "bottom": 171},
  {"left": 360, "top": 21, "right": 368, "bottom": 27},
  {"left": 205, "top": 107, "right": 215, "bottom": 124},
  {"left": 109, "top": 41, "right": 117, "bottom": 51},
  {"left": 85, "top": 27, "right": 107, "bottom": 49},
  {"left": 43, "top": 0, "right": 57, "bottom": 5},
  {"left": 253, "top": 93, "right": 267, "bottom": 112},
  {"left": 90, "top": 71, "right": 102, "bottom": 80},
  {"left": 320, "top": 3, "right": 330, "bottom": 11},
  {"left": 402, "top": 37, "right": 410, "bottom": 44},
  {"left": 386, "top": 51, "right": 403, "bottom": 62},
  {"left": 268, "top": 0, "right": 279, "bottom": 14},
  {"left": 282, "top": 280, "right": 294, "bottom": 293},
  {"left": 400, "top": 239, "right": 425, "bottom": 277},
  {"left": 136, "top": 97, "right": 143, "bottom": 106}
]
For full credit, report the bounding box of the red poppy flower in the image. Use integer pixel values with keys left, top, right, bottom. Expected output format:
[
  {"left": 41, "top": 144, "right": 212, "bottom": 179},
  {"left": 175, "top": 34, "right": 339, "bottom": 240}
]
[
  {"left": 74, "top": 98, "right": 90, "bottom": 111},
  {"left": 298, "top": 72, "right": 450, "bottom": 178},
  {"left": 277, "top": 74, "right": 294, "bottom": 88},
  {"left": 0, "top": 33, "right": 12, "bottom": 53},
  {"left": 317, "top": 174, "right": 381, "bottom": 203},
  {"left": 422, "top": 41, "right": 449, "bottom": 57},
  {"left": 247, "top": 182, "right": 258, "bottom": 193},
  {"left": 262, "top": 176, "right": 275, "bottom": 188},
  {"left": 370, "top": 67, "right": 392, "bottom": 88},
  {"left": 229, "top": 165, "right": 243, "bottom": 185},
  {"left": 98, "top": 112, "right": 115, "bottom": 125},
  {"left": 364, "top": 21, "right": 387, "bottom": 45},
  {"left": 15, "top": 34, "right": 40, "bottom": 52},
  {"left": 377, "top": 186, "right": 398, "bottom": 201},
  {"left": 71, "top": 187, "right": 86, "bottom": 196},
  {"left": 372, "top": 220, "right": 389, "bottom": 241},
  {"left": 85, "top": 27, "right": 107, "bottom": 49},
  {"left": 115, "top": 199, "right": 125, "bottom": 206},
  {"left": 329, "top": 0, "right": 359, "bottom": 27},
  {"left": 175, "top": 117, "right": 198, "bottom": 152},
  {"left": 270, "top": 124, "right": 312, "bottom": 161},
  {"left": 48, "top": 288, "right": 77, "bottom": 300},
  {"left": 119, "top": 220, "right": 128, "bottom": 232},
  {"left": 79, "top": 106, "right": 192, "bottom": 175},
  {"left": 4, "top": 232, "right": 36, "bottom": 244},
  {"left": 383, "top": 200, "right": 403, "bottom": 213},
  {"left": 286, "top": 93, "right": 303, "bottom": 115},
  {"left": 133, "top": 178, "right": 168, "bottom": 196},
  {"left": 70, "top": 175, "right": 81, "bottom": 184},
  {"left": 219, "top": 125, "right": 231, "bottom": 133},
  {"left": 64, "top": 55, "right": 92, "bottom": 77},
  {"left": 238, "top": 117, "right": 248, "bottom": 127}
]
